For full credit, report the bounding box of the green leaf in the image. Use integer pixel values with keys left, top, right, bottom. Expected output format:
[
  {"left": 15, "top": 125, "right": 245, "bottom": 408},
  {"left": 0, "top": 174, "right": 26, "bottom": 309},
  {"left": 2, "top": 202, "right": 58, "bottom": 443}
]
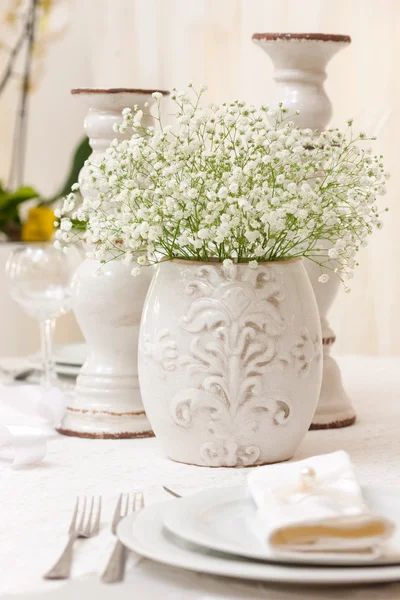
[
  {"left": 0, "top": 186, "right": 39, "bottom": 211},
  {"left": 0, "top": 186, "right": 39, "bottom": 237},
  {"left": 44, "top": 136, "right": 92, "bottom": 204}
]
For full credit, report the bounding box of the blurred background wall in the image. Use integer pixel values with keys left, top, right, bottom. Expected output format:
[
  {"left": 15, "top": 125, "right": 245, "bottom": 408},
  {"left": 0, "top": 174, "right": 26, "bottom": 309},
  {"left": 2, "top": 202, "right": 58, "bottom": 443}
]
[{"left": 0, "top": 0, "right": 399, "bottom": 356}]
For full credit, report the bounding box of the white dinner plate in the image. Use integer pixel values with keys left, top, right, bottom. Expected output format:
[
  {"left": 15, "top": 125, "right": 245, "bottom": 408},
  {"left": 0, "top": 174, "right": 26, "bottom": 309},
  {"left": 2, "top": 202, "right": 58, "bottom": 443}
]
[
  {"left": 30, "top": 344, "right": 87, "bottom": 377},
  {"left": 163, "top": 485, "right": 400, "bottom": 567},
  {"left": 54, "top": 363, "right": 81, "bottom": 377},
  {"left": 53, "top": 343, "right": 88, "bottom": 367},
  {"left": 117, "top": 500, "right": 400, "bottom": 586}
]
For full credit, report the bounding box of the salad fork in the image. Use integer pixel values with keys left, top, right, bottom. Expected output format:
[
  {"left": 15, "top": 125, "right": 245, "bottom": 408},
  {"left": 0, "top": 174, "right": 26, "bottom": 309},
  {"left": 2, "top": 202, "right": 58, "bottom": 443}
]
[
  {"left": 44, "top": 495, "right": 102, "bottom": 580},
  {"left": 102, "top": 492, "right": 144, "bottom": 583}
]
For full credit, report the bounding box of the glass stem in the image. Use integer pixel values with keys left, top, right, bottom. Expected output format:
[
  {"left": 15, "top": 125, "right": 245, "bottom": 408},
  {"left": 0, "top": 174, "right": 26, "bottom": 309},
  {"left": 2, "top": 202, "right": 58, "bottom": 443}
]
[{"left": 40, "top": 318, "right": 56, "bottom": 388}]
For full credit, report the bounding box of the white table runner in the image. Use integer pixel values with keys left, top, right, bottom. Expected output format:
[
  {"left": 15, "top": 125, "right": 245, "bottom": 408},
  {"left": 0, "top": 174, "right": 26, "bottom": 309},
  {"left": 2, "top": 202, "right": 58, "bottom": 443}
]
[{"left": 2, "top": 355, "right": 400, "bottom": 599}]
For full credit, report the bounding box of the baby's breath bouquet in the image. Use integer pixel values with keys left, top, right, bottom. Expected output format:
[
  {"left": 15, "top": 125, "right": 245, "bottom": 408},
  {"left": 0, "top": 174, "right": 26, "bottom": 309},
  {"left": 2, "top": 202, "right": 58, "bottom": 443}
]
[{"left": 56, "top": 86, "right": 388, "bottom": 285}]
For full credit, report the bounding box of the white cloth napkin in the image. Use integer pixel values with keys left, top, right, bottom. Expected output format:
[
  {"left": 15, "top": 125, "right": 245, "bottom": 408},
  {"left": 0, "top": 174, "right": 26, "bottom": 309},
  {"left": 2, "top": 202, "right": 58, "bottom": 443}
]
[
  {"left": 248, "top": 451, "right": 395, "bottom": 557},
  {"left": 0, "top": 385, "right": 66, "bottom": 468}
]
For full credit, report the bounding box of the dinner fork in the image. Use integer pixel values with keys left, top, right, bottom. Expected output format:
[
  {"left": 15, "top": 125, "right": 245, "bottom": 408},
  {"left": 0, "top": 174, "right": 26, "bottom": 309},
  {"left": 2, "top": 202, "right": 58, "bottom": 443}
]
[
  {"left": 44, "top": 495, "right": 102, "bottom": 580},
  {"left": 101, "top": 492, "right": 144, "bottom": 583}
]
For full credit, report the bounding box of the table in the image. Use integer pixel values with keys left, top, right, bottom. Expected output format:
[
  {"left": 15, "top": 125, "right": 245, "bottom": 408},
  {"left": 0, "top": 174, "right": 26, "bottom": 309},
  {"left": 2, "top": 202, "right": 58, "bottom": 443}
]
[{"left": 2, "top": 355, "right": 400, "bottom": 599}]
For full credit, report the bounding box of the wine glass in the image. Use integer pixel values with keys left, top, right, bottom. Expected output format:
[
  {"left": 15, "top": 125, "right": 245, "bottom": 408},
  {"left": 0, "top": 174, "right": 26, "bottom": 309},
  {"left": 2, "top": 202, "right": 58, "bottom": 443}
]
[{"left": 6, "top": 243, "right": 78, "bottom": 389}]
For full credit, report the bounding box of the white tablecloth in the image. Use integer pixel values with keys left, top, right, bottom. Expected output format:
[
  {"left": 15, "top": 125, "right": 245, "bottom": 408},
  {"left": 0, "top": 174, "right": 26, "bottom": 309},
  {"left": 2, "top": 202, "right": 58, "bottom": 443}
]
[{"left": 2, "top": 355, "right": 400, "bottom": 600}]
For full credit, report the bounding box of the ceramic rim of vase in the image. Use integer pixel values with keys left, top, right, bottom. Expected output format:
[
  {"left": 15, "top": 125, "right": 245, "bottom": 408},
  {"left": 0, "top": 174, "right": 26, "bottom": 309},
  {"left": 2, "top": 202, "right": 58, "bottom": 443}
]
[
  {"left": 71, "top": 87, "right": 170, "bottom": 95},
  {"left": 252, "top": 33, "right": 351, "bottom": 43},
  {"left": 161, "top": 257, "right": 301, "bottom": 266}
]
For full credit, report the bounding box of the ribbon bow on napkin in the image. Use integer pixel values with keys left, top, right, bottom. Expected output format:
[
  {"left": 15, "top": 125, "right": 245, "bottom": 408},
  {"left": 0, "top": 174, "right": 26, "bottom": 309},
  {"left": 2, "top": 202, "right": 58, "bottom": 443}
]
[{"left": 248, "top": 451, "right": 395, "bottom": 558}]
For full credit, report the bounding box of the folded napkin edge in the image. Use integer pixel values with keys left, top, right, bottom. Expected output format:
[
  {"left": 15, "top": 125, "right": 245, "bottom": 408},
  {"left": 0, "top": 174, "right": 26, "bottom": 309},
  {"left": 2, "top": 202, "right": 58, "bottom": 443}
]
[{"left": 269, "top": 515, "right": 394, "bottom": 548}]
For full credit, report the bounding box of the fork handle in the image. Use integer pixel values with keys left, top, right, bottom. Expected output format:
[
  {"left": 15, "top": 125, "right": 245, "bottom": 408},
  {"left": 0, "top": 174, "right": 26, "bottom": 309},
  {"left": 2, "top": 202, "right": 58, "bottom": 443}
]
[
  {"left": 101, "top": 539, "right": 126, "bottom": 583},
  {"left": 43, "top": 536, "right": 76, "bottom": 580}
]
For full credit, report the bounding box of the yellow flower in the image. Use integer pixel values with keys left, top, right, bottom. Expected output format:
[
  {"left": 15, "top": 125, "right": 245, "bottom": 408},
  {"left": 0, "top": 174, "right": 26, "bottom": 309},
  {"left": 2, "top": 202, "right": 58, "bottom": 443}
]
[{"left": 21, "top": 206, "right": 55, "bottom": 242}]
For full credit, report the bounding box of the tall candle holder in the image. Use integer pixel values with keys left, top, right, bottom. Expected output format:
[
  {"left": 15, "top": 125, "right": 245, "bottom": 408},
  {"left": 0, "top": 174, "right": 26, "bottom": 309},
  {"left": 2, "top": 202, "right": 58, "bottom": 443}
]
[
  {"left": 58, "top": 88, "right": 169, "bottom": 439},
  {"left": 252, "top": 33, "right": 355, "bottom": 428}
]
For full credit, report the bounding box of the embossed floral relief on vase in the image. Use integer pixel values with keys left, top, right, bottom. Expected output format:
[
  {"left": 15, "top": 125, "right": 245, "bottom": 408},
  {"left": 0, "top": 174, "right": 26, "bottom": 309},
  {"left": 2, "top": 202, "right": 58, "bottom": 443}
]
[{"left": 139, "top": 260, "right": 322, "bottom": 467}]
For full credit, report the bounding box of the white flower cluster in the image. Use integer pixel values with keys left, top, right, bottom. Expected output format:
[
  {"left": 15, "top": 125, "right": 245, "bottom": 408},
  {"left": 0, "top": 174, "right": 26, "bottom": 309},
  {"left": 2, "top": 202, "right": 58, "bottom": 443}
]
[{"left": 56, "top": 87, "right": 389, "bottom": 283}]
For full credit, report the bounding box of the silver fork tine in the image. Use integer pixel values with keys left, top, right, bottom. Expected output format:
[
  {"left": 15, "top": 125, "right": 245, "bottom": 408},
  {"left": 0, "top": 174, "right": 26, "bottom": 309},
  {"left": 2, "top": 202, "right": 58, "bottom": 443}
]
[
  {"left": 134, "top": 492, "right": 144, "bottom": 510},
  {"left": 92, "top": 496, "right": 102, "bottom": 535},
  {"left": 111, "top": 493, "right": 124, "bottom": 535},
  {"left": 68, "top": 497, "right": 79, "bottom": 535},
  {"left": 123, "top": 494, "right": 130, "bottom": 518},
  {"left": 77, "top": 496, "right": 86, "bottom": 532},
  {"left": 81, "top": 496, "right": 94, "bottom": 537}
]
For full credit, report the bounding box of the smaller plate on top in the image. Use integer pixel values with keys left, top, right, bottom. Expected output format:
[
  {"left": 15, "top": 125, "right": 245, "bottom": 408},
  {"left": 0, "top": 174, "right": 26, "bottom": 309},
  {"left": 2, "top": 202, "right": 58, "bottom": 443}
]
[{"left": 163, "top": 485, "right": 400, "bottom": 567}]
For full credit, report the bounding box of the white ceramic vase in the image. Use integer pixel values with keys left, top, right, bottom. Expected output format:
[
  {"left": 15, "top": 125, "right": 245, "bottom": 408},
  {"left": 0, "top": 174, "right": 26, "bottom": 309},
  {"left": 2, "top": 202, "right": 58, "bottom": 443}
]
[
  {"left": 253, "top": 33, "right": 356, "bottom": 428},
  {"left": 58, "top": 87, "right": 168, "bottom": 439},
  {"left": 138, "top": 259, "right": 322, "bottom": 467}
]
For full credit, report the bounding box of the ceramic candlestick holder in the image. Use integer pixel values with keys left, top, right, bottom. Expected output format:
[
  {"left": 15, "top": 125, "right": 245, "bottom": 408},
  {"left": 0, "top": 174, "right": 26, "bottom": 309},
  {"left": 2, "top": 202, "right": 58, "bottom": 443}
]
[{"left": 252, "top": 33, "right": 355, "bottom": 428}]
